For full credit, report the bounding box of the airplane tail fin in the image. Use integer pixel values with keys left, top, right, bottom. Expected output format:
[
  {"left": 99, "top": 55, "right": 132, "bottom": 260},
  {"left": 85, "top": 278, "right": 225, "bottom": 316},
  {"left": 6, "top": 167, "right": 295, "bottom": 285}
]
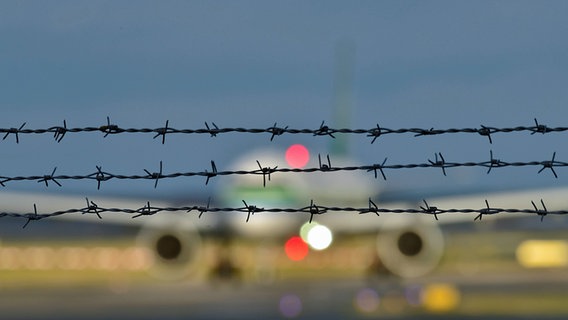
[{"left": 330, "top": 40, "right": 356, "bottom": 157}]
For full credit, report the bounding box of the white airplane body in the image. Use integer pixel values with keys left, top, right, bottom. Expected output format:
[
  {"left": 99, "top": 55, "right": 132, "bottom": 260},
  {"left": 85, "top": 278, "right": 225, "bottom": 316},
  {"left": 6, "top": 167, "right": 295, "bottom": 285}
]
[{"left": 0, "top": 144, "right": 565, "bottom": 279}]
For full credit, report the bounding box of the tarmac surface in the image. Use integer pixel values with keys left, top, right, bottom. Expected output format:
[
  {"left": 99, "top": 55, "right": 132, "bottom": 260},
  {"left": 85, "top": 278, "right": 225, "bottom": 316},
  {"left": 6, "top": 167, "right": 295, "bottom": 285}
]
[
  {"left": 2, "top": 224, "right": 568, "bottom": 319},
  {"left": 2, "top": 269, "right": 568, "bottom": 320}
]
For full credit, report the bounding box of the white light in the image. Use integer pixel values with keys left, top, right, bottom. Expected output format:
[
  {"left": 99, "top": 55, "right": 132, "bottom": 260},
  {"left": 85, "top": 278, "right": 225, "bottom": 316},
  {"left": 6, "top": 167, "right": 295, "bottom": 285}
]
[
  {"left": 299, "top": 221, "right": 318, "bottom": 243},
  {"left": 307, "top": 225, "right": 333, "bottom": 250}
]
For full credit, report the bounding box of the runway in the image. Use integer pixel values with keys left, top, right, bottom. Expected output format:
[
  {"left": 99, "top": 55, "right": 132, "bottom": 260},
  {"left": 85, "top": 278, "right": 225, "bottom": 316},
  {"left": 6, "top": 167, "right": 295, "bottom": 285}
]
[
  {"left": 1, "top": 227, "right": 568, "bottom": 319},
  {"left": 2, "top": 269, "right": 568, "bottom": 320},
  {"left": 1, "top": 222, "right": 567, "bottom": 319}
]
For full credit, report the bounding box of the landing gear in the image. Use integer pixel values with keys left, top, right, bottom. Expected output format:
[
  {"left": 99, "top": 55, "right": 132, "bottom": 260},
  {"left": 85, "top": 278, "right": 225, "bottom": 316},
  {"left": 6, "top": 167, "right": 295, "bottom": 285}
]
[{"left": 209, "top": 238, "right": 241, "bottom": 282}]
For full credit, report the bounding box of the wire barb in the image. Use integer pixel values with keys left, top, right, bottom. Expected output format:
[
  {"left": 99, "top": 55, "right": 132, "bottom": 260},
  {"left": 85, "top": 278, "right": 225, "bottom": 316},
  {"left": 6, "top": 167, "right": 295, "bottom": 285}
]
[
  {"left": 256, "top": 160, "right": 277, "bottom": 187},
  {"left": 318, "top": 154, "right": 332, "bottom": 171},
  {"left": 269, "top": 122, "right": 288, "bottom": 141},
  {"left": 38, "top": 167, "right": 62, "bottom": 187},
  {"left": 306, "top": 200, "right": 326, "bottom": 223},
  {"left": 132, "top": 201, "right": 158, "bottom": 218},
  {"left": 100, "top": 117, "right": 122, "bottom": 137},
  {"left": 196, "top": 197, "right": 211, "bottom": 218},
  {"left": 52, "top": 120, "right": 68, "bottom": 143},
  {"left": 475, "top": 200, "right": 500, "bottom": 221},
  {"left": 531, "top": 199, "right": 548, "bottom": 222},
  {"left": 415, "top": 128, "right": 442, "bottom": 137},
  {"left": 360, "top": 198, "right": 380, "bottom": 216},
  {"left": 420, "top": 199, "right": 440, "bottom": 220},
  {"left": 538, "top": 152, "right": 559, "bottom": 178},
  {"left": 428, "top": 153, "right": 447, "bottom": 176},
  {"left": 153, "top": 120, "right": 171, "bottom": 144},
  {"left": 144, "top": 161, "right": 164, "bottom": 188},
  {"left": 205, "top": 161, "right": 218, "bottom": 185},
  {"left": 485, "top": 150, "right": 506, "bottom": 174},
  {"left": 477, "top": 125, "right": 493, "bottom": 144},
  {"left": 368, "top": 158, "right": 388, "bottom": 180},
  {"left": 94, "top": 166, "right": 109, "bottom": 190},
  {"left": 204, "top": 122, "right": 220, "bottom": 137},
  {"left": 242, "top": 200, "right": 262, "bottom": 223},
  {"left": 2, "top": 122, "right": 26, "bottom": 144},
  {"left": 368, "top": 124, "right": 382, "bottom": 144},
  {"left": 313, "top": 121, "right": 335, "bottom": 138},
  {"left": 22, "top": 204, "right": 40, "bottom": 229},
  {"left": 83, "top": 198, "right": 102, "bottom": 219},
  {"left": 531, "top": 118, "right": 550, "bottom": 135}
]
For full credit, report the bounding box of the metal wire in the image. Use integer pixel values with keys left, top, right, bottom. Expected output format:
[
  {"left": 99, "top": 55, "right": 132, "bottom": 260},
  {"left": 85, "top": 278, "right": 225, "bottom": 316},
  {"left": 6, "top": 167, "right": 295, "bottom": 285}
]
[
  {"left": 0, "top": 151, "right": 561, "bottom": 189},
  {"left": 5, "top": 198, "right": 559, "bottom": 228},
  {"left": 0, "top": 118, "right": 563, "bottom": 144},
  {"left": 1, "top": 118, "right": 566, "bottom": 226}
]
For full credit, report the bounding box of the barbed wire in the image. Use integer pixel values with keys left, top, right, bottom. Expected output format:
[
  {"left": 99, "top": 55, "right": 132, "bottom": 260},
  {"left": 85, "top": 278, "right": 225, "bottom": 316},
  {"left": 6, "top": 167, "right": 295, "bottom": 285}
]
[
  {"left": 2, "top": 118, "right": 567, "bottom": 226},
  {"left": 4, "top": 198, "right": 560, "bottom": 228},
  {"left": 0, "top": 151, "right": 561, "bottom": 189},
  {"left": 0, "top": 118, "right": 563, "bottom": 144}
]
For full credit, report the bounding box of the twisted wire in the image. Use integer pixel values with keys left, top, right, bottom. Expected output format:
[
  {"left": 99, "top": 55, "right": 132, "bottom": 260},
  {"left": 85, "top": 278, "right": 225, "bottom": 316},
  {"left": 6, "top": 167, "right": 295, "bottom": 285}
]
[
  {"left": 6, "top": 198, "right": 559, "bottom": 228},
  {"left": 0, "top": 151, "right": 562, "bottom": 189},
  {"left": 0, "top": 118, "right": 563, "bottom": 144}
]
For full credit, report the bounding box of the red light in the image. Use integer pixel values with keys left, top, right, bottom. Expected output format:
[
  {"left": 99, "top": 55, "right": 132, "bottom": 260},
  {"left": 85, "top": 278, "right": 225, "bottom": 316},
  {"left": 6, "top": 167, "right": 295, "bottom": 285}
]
[
  {"left": 284, "top": 236, "right": 309, "bottom": 261},
  {"left": 285, "top": 144, "right": 310, "bottom": 168}
]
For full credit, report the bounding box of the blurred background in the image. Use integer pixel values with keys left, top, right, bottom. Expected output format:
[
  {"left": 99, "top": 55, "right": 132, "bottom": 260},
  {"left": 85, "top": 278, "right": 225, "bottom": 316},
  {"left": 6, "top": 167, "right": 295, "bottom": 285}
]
[{"left": 1, "top": 1, "right": 568, "bottom": 319}]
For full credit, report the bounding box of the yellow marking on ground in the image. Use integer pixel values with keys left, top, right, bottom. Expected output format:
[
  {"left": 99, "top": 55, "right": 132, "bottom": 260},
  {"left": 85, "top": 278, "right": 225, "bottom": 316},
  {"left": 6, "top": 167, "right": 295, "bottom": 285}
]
[
  {"left": 516, "top": 240, "right": 568, "bottom": 268},
  {"left": 421, "top": 283, "right": 461, "bottom": 313}
]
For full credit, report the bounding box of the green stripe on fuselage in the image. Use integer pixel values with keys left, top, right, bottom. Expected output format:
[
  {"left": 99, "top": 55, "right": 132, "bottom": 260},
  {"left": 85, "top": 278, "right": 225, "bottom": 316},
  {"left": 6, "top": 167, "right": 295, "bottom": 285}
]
[{"left": 223, "top": 185, "right": 302, "bottom": 207}]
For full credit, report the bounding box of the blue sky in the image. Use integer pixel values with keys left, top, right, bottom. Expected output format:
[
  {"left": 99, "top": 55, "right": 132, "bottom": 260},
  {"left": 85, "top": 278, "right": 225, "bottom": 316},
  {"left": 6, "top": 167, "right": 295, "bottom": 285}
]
[{"left": 1, "top": 1, "right": 568, "bottom": 197}]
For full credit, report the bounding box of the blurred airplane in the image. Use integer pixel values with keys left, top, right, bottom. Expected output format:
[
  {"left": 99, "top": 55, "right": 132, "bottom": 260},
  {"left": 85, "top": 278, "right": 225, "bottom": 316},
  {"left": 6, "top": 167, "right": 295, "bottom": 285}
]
[
  {"left": 1, "top": 137, "right": 568, "bottom": 281},
  {"left": 1, "top": 43, "right": 566, "bottom": 281},
  {"left": 215, "top": 143, "right": 568, "bottom": 278}
]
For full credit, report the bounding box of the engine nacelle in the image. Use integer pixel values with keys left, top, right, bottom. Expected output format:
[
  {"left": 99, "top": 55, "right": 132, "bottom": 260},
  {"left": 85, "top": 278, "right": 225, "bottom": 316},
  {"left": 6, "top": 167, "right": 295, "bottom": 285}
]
[
  {"left": 136, "top": 214, "right": 202, "bottom": 280},
  {"left": 376, "top": 218, "right": 444, "bottom": 278}
]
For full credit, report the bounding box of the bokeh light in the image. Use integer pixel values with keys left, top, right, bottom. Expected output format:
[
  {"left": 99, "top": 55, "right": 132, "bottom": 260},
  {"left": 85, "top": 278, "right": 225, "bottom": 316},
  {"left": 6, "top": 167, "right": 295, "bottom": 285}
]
[
  {"left": 279, "top": 294, "right": 302, "bottom": 318},
  {"left": 354, "top": 288, "right": 380, "bottom": 313},
  {"left": 285, "top": 144, "right": 309, "bottom": 168},
  {"left": 404, "top": 285, "right": 423, "bottom": 307},
  {"left": 299, "top": 221, "right": 318, "bottom": 243},
  {"left": 421, "top": 283, "right": 461, "bottom": 313},
  {"left": 284, "top": 236, "right": 309, "bottom": 261},
  {"left": 306, "top": 225, "right": 333, "bottom": 250}
]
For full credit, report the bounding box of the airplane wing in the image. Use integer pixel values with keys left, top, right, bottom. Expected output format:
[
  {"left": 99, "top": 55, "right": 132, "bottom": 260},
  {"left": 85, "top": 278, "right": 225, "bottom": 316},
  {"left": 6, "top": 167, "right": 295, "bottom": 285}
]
[
  {"left": 2, "top": 146, "right": 566, "bottom": 280},
  {"left": 0, "top": 189, "right": 222, "bottom": 280}
]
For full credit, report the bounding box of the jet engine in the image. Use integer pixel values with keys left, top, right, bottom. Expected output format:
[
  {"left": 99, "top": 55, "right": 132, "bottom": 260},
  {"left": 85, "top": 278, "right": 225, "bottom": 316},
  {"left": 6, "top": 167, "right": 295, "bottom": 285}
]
[
  {"left": 136, "top": 214, "right": 202, "bottom": 280},
  {"left": 376, "top": 218, "right": 444, "bottom": 278}
]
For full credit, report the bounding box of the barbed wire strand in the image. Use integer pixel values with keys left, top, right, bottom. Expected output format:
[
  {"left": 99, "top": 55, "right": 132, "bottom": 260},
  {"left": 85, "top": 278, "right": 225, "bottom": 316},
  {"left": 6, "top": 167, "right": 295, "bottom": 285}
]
[
  {"left": 5, "top": 198, "right": 560, "bottom": 228},
  {"left": 0, "top": 118, "right": 563, "bottom": 144},
  {"left": 0, "top": 151, "right": 562, "bottom": 189}
]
